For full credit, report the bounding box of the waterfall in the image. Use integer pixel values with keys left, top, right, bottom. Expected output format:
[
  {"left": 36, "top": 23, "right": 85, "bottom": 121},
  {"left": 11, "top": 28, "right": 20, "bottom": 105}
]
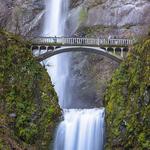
[
  {"left": 54, "top": 109, "right": 105, "bottom": 150},
  {"left": 43, "top": 0, "right": 70, "bottom": 107},
  {"left": 42, "top": 0, "right": 105, "bottom": 150}
]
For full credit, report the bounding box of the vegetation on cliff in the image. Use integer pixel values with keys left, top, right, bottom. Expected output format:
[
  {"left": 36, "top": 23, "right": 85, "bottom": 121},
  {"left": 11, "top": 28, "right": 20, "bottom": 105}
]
[
  {"left": 105, "top": 38, "right": 150, "bottom": 149},
  {"left": 0, "top": 30, "right": 61, "bottom": 150}
]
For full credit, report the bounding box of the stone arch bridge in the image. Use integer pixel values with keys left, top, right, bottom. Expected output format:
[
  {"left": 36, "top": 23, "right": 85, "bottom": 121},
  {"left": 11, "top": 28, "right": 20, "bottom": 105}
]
[{"left": 30, "top": 37, "right": 135, "bottom": 63}]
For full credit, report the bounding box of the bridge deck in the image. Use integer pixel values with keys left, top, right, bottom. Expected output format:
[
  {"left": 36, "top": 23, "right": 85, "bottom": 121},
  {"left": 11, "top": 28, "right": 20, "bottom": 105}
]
[
  {"left": 30, "top": 37, "right": 134, "bottom": 47},
  {"left": 30, "top": 37, "right": 135, "bottom": 62}
]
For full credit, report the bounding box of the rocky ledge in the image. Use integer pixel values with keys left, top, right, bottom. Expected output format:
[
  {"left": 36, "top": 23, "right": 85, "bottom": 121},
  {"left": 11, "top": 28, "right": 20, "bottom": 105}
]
[
  {"left": 67, "top": 0, "right": 150, "bottom": 37},
  {"left": 0, "top": 0, "right": 45, "bottom": 36}
]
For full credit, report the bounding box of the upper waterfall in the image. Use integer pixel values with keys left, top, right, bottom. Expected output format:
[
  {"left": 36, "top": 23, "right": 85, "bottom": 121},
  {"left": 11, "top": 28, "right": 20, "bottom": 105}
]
[
  {"left": 43, "top": 0, "right": 63, "bottom": 36},
  {"left": 43, "top": 0, "right": 70, "bottom": 108}
]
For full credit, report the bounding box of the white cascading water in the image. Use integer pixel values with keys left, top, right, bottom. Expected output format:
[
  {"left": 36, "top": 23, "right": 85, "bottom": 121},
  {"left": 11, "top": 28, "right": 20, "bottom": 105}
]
[
  {"left": 54, "top": 109, "right": 105, "bottom": 150},
  {"left": 43, "top": 0, "right": 71, "bottom": 107},
  {"left": 43, "top": 0, "right": 105, "bottom": 150}
]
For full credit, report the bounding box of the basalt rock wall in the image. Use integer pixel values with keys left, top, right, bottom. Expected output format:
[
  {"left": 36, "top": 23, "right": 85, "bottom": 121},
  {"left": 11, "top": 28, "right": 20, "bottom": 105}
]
[
  {"left": 0, "top": 0, "right": 45, "bottom": 36},
  {"left": 67, "top": 0, "right": 150, "bottom": 37}
]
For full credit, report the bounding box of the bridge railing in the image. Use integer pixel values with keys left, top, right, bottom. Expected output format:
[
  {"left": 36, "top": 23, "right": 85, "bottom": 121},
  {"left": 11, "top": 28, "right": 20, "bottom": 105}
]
[{"left": 30, "top": 37, "right": 134, "bottom": 46}]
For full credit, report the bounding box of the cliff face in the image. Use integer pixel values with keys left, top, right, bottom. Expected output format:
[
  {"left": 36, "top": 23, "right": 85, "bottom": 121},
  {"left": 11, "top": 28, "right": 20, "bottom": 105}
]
[
  {"left": 105, "top": 38, "right": 150, "bottom": 149},
  {"left": 0, "top": 0, "right": 44, "bottom": 36},
  {"left": 67, "top": 0, "right": 150, "bottom": 37},
  {"left": 63, "top": 0, "right": 150, "bottom": 109},
  {"left": 65, "top": 52, "right": 119, "bottom": 108},
  {"left": 1, "top": 0, "right": 149, "bottom": 37},
  {"left": 0, "top": 0, "right": 149, "bottom": 149}
]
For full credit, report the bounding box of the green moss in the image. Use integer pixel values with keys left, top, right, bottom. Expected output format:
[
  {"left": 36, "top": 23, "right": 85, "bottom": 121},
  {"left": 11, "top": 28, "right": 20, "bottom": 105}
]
[
  {"left": 105, "top": 38, "right": 150, "bottom": 149},
  {"left": 77, "top": 25, "right": 117, "bottom": 37},
  {"left": 0, "top": 29, "right": 61, "bottom": 149},
  {"left": 79, "top": 8, "right": 88, "bottom": 24}
]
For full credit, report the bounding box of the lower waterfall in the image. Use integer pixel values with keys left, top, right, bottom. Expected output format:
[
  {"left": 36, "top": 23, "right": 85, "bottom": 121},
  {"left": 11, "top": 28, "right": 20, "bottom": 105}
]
[{"left": 54, "top": 108, "right": 105, "bottom": 150}]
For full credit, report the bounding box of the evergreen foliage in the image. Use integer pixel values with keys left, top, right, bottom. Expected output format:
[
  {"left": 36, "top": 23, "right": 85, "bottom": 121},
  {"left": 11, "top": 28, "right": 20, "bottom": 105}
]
[
  {"left": 105, "top": 38, "right": 150, "bottom": 149},
  {"left": 0, "top": 29, "right": 61, "bottom": 149}
]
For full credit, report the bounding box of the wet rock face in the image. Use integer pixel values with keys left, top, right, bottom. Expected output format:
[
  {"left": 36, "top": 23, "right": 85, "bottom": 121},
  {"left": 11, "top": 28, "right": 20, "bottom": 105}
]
[
  {"left": 68, "top": 0, "right": 150, "bottom": 37},
  {"left": 70, "top": 0, "right": 107, "bottom": 9},
  {"left": 0, "top": 0, "right": 11, "bottom": 27},
  {"left": 1, "top": 0, "right": 149, "bottom": 36},
  {"left": 70, "top": 0, "right": 83, "bottom": 9},
  {"left": 0, "top": 0, "right": 45, "bottom": 36},
  {"left": 65, "top": 52, "right": 119, "bottom": 109}
]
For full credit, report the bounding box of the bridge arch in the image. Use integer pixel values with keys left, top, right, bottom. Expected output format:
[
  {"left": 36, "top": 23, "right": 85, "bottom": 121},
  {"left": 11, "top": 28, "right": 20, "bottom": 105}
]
[{"left": 35, "top": 46, "right": 122, "bottom": 63}]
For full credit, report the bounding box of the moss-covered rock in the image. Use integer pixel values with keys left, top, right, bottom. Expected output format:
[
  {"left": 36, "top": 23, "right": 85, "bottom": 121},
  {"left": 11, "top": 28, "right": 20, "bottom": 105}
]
[
  {"left": 0, "top": 29, "right": 61, "bottom": 149},
  {"left": 76, "top": 25, "right": 117, "bottom": 37},
  {"left": 105, "top": 38, "right": 150, "bottom": 149}
]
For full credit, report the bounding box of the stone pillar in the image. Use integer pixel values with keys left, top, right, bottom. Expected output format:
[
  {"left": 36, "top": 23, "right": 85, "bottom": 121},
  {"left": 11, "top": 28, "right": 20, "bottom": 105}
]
[
  {"left": 113, "top": 47, "right": 116, "bottom": 54},
  {"left": 38, "top": 46, "right": 41, "bottom": 55},
  {"left": 121, "top": 47, "right": 124, "bottom": 57}
]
